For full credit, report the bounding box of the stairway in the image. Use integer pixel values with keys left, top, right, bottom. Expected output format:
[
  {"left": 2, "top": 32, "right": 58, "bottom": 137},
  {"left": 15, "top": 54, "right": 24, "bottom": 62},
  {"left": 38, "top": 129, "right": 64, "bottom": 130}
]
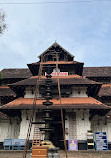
[{"left": 32, "top": 124, "right": 41, "bottom": 147}]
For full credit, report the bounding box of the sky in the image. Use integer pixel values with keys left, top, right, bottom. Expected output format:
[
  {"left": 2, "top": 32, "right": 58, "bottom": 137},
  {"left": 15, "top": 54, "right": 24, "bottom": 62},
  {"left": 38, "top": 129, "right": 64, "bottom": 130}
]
[{"left": 0, "top": 0, "right": 111, "bottom": 70}]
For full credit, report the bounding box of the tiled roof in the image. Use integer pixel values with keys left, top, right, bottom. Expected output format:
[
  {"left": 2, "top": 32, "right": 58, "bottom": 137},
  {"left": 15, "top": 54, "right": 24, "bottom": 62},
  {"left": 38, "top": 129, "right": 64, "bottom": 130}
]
[
  {"left": 0, "top": 97, "right": 109, "bottom": 110},
  {"left": 83, "top": 67, "right": 111, "bottom": 77},
  {"left": 9, "top": 75, "right": 101, "bottom": 86},
  {"left": 1, "top": 69, "right": 32, "bottom": 79},
  {"left": 0, "top": 86, "right": 16, "bottom": 97},
  {"left": 1, "top": 66, "right": 111, "bottom": 79},
  {"left": 98, "top": 84, "right": 111, "bottom": 97}
]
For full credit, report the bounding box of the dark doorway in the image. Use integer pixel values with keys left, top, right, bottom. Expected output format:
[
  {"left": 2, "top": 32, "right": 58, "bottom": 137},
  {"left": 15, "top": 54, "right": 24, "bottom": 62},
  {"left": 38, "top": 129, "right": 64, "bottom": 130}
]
[{"left": 49, "top": 110, "right": 64, "bottom": 149}]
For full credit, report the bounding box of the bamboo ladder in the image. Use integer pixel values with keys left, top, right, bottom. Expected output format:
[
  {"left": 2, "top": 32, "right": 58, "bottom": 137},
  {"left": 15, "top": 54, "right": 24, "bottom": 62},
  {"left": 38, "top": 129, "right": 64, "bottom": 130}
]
[
  {"left": 23, "top": 56, "right": 43, "bottom": 158},
  {"left": 32, "top": 117, "right": 42, "bottom": 147}
]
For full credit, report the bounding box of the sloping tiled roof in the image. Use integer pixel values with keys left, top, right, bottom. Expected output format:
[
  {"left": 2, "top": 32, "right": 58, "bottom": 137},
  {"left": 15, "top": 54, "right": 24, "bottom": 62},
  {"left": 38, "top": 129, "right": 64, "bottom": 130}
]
[
  {"left": 1, "top": 69, "right": 32, "bottom": 79},
  {"left": 9, "top": 75, "right": 101, "bottom": 86},
  {"left": 1, "top": 66, "right": 111, "bottom": 79},
  {"left": 83, "top": 67, "right": 111, "bottom": 77},
  {"left": 0, "top": 86, "right": 16, "bottom": 97},
  {"left": 0, "top": 97, "right": 109, "bottom": 110},
  {"left": 98, "top": 84, "right": 111, "bottom": 97},
  {"left": 38, "top": 42, "right": 74, "bottom": 58}
]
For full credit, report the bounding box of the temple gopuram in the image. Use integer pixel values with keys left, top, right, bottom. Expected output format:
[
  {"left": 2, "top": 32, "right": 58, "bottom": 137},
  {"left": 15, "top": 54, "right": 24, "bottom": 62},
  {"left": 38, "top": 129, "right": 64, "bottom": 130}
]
[{"left": 0, "top": 42, "right": 111, "bottom": 150}]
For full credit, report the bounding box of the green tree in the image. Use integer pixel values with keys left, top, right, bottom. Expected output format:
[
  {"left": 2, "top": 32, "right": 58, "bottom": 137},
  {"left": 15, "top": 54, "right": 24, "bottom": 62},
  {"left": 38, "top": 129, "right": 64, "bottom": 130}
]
[
  {"left": 0, "top": 72, "right": 2, "bottom": 79},
  {"left": 0, "top": 9, "right": 6, "bottom": 34}
]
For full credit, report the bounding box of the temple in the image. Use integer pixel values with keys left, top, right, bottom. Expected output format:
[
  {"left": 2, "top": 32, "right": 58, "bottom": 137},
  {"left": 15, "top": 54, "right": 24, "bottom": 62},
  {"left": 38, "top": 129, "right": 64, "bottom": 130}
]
[{"left": 0, "top": 42, "right": 111, "bottom": 150}]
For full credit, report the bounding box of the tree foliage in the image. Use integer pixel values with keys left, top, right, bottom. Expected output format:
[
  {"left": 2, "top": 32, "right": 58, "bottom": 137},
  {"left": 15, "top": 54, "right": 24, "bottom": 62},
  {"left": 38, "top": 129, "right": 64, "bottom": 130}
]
[
  {"left": 0, "top": 72, "right": 2, "bottom": 79},
  {"left": 0, "top": 9, "right": 6, "bottom": 34}
]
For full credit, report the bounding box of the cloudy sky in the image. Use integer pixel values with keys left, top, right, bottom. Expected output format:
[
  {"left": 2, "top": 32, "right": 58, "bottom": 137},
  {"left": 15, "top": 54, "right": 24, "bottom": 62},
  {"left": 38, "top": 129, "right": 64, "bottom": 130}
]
[{"left": 0, "top": 0, "right": 111, "bottom": 70}]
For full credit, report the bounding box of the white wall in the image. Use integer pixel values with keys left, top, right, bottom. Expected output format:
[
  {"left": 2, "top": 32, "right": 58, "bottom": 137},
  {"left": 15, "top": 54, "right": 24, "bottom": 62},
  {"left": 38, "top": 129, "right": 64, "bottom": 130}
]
[
  {"left": 0, "top": 117, "right": 20, "bottom": 142},
  {"left": 76, "top": 110, "right": 91, "bottom": 140},
  {"left": 19, "top": 110, "right": 44, "bottom": 140},
  {"left": 24, "top": 86, "right": 88, "bottom": 98},
  {"left": 24, "top": 87, "right": 34, "bottom": 98},
  {"left": 70, "top": 87, "right": 88, "bottom": 97},
  {"left": 65, "top": 110, "right": 91, "bottom": 140},
  {"left": 24, "top": 86, "right": 42, "bottom": 98},
  {"left": 91, "top": 115, "right": 111, "bottom": 142},
  {"left": 19, "top": 110, "right": 35, "bottom": 140}
]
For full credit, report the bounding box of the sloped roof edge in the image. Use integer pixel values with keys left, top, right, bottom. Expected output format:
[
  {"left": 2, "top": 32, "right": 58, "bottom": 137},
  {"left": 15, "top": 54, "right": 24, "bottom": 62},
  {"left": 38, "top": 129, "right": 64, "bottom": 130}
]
[
  {"left": 38, "top": 42, "right": 74, "bottom": 58},
  {"left": 8, "top": 75, "right": 102, "bottom": 87},
  {"left": 0, "top": 97, "right": 110, "bottom": 110}
]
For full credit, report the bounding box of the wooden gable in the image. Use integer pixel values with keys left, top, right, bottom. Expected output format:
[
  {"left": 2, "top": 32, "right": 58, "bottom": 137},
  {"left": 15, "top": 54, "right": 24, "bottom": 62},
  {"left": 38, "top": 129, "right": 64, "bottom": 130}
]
[{"left": 38, "top": 42, "right": 74, "bottom": 62}]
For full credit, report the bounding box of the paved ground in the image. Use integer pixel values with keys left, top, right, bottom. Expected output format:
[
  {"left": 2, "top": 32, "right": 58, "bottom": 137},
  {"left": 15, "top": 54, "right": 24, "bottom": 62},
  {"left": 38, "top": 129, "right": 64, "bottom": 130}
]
[
  {"left": 0, "top": 150, "right": 111, "bottom": 158},
  {"left": 59, "top": 150, "right": 111, "bottom": 158}
]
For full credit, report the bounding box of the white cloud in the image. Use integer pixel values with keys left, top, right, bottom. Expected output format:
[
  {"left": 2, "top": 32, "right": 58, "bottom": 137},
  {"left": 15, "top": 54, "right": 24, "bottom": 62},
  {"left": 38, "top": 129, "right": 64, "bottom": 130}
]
[{"left": 0, "top": 1, "right": 111, "bottom": 70}]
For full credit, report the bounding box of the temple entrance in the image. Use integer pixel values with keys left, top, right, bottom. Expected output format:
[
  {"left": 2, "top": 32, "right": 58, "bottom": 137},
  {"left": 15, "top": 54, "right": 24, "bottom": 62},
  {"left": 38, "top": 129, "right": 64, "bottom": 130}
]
[{"left": 49, "top": 110, "right": 64, "bottom": 149}]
